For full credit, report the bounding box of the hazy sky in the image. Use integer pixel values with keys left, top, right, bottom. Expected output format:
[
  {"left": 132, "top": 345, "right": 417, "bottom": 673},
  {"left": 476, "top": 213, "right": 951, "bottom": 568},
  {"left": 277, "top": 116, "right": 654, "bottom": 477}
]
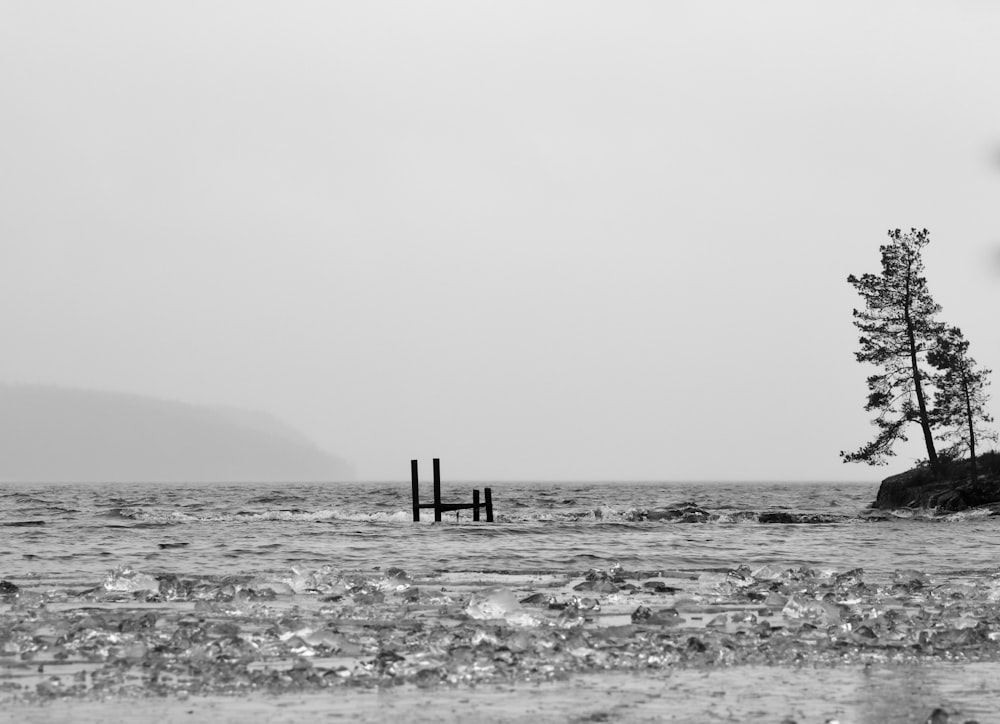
[{"left": 2, "top": 1, "right": 998, "bottom": 482}]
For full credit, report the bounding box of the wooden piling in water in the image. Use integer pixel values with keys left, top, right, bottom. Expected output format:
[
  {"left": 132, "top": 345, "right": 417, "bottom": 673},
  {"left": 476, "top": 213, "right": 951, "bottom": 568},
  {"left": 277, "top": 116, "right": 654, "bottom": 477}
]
[
  {"left": 410, "top": 459, "right": 495, "bottom": 523},
  {"left": 432, "top": 458, "right": 442, "bottom": 522},
  {"left": 411, "top": 459, "right": 420, "bottom": 522}
]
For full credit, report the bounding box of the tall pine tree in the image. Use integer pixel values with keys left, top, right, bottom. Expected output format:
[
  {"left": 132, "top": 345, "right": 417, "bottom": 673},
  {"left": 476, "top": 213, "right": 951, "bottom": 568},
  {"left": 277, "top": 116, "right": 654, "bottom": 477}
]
[
  {"left": 841, "top": 228, "right": 944, "bottom": 472},
  {"left": 928, "top": 325, "right": 996, "bottom": 482}
]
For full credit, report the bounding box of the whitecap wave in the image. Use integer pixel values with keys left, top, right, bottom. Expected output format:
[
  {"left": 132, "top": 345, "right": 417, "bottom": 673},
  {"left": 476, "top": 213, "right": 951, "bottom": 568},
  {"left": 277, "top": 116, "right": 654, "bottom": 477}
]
[
  {"left": 112, "top": 504, "right": 862, "bottom": 527},
  {"left": 114, "top": 507, "right": 414, "bottom": 525}
]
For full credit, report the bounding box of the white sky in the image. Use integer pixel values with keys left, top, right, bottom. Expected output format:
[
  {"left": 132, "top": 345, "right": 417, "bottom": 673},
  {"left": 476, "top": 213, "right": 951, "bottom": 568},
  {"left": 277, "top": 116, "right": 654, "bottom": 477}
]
[{"left": 2, "top": 1, "right": 998, "bottom": 482}]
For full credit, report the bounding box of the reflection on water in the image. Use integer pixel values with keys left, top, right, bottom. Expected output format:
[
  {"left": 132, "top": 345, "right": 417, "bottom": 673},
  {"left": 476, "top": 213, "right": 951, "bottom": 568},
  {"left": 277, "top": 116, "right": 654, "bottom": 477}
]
[
  {"left": 6, "top": 665, "right": 994, "bottom": 724},
  {"left": 646, "top": 663, "right": 1000, "bottom": 724}
]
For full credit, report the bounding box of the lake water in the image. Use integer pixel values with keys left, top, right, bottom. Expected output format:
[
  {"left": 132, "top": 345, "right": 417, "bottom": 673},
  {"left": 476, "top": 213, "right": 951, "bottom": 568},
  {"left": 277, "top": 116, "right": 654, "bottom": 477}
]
[
  {"left": 4, "top": 479, "right": 1000, "bottom": 723},
  {"left": 2, "top": 480, "right": 997, "bottom": 586}
]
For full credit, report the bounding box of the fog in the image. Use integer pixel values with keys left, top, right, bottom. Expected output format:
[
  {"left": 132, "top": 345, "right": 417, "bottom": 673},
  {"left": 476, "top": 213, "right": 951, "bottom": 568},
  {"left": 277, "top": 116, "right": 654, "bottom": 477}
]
[{"left": 2, "top": 1, "right": 998, "bottom": 482}]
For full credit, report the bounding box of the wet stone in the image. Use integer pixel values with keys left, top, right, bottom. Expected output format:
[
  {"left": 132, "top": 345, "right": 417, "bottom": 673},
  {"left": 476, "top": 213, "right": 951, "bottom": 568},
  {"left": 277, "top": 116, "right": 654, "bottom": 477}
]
[
  {"left": 0, "top": 581, "right": 19, "bottom": 602},
  {"left": 573, "top": 579, "right": 618, "bottom": 594},
  {"left": 642, "top": 581, "right": 679, "bottom": 594},
  {"left": 520, "top": 592, "right": 555, "bottom": 606},
  {"left": 631, "top": 606, "right": 681, "bottom": 626},
  {"left": 893, "top": 569, "right": 931, "bottom": 588}
]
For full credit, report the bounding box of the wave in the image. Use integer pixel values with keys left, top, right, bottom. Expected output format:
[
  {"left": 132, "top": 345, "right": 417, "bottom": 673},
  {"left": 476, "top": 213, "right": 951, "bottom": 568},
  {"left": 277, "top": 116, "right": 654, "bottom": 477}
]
[
  {"left": 246, "top": 493, "right": 308, "bottom": 505},
  {"left": 512, "top": 506, "right": 853, "bottom": 524},
  {"left": 868, "top": 506, "right": 1000, "bottom": 522},
  {"left": 0, "top": 520, "right": 46, "bottom": 527},
  {"left": 103, "top": 502, "right": 996, "bottom": 526},
  {"left": 112, "top": 506, "right": 413, "bottom": 525},
  {"left": 107, "top": 503, "right": 858, "bottom": 527}
]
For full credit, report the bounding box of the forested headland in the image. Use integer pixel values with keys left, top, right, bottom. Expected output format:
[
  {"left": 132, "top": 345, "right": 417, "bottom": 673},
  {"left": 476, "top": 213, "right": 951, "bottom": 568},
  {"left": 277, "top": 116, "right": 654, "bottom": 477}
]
[
  {"left": 0, "top": 384, "right": 354, "bottom": 483},
  {"left": 841, "top": 229, "right": 997, "bottom": 510}
]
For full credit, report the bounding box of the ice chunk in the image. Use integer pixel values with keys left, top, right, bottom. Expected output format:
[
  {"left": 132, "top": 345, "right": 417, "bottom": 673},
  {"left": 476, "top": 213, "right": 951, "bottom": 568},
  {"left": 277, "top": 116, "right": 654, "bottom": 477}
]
[
  {"left": 834, "top": 568, "right": 865, "bottom": 588},
  {"left": 467, "top": 587, "right": 520, "bottom": 619},
  {"left": 942, "top": 616, "right": 980, "bottom": 631},
  {"left": 750, "top": 564, "right": 787, "bottom": 582},
  {"left": 250, "top": 579, "right": 295, "bottom": 596},
  {"left": 377, "top": 567, "right": 412, "bottom": 592},
  {"left": 696, "top": 572, "right": 737, "bottom": 595},
  {"left": 103, "top": 566, "right": 159, "bottom": 594},
  {"left": 260, "top": 565, "right": 342, "bottom": 595},
  {"left": 283, "top": 567, "right": 317, "bottom": 594},
  {"left": 892, "top": 569, "right": 930, "bottom": 587},
  {"left": 764, "top": 591, "right": 789, "bottom": 608},
  {"left": 782, "top": 594, "right": 841, "bottom": 625},
  {"left": 986, "top": 581, "right": 1000, "bottom": 602},
  {"left": 726, "top": 565, "right": 755, "bottom": 587},
  {"left": 466, "top": 587, "right": 540, "bottom": 626}
]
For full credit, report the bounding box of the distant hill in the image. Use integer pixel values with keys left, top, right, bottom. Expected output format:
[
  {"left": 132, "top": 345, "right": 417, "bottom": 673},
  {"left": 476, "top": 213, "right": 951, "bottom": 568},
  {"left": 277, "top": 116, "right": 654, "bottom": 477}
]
[{"left": 0, "top": 384, "right": 354, "bottom": 483}]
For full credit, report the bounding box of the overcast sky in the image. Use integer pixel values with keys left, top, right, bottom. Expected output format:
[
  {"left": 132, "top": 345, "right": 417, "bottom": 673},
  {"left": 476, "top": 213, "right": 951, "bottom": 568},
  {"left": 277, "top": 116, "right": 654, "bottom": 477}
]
[{"left": 2, "top": 1, "right": 998, "bottom": 482}]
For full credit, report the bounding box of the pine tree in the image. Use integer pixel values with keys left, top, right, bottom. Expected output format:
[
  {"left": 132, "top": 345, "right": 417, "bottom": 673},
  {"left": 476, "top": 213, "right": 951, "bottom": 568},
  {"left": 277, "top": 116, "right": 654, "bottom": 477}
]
[
  {"left": 928, "top": 325, "right": 996, "bottom": 482},
  {"left": 841, "top": 228, "right": 944, "bottom": 472}
]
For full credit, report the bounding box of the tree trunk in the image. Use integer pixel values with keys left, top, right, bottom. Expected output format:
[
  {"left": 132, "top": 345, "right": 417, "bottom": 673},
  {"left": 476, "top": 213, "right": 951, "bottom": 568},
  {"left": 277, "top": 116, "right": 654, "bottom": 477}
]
[
  {"left": 904, "top": 261, "right": 939, "bottom": 474},
  {"left": 963, "top": 373, "right": 977, "bottom": 483}
]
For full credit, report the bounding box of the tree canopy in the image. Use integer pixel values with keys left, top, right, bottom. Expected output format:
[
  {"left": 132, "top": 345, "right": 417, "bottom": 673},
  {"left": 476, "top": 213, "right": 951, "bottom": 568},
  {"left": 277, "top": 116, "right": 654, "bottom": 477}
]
[
  {"left": 927, "top": 325, "right": 996, "bottom": 479},
  {"left": 842, "top": 228, "right": 995, "bottom": 479},
  {"left": 841, "top": 228, "right": 943, "bottom": 471}
]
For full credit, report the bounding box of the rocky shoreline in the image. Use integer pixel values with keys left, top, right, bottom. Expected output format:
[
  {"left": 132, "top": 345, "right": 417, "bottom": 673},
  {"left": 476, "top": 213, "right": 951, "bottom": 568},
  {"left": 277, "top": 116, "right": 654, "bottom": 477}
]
[{"left": 872, "top": 454, "right": 1000, "bottom": 512}]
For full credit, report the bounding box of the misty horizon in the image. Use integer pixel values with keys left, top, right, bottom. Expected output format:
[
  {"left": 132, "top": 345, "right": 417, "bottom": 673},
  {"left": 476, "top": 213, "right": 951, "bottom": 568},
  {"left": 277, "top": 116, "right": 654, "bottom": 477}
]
[
  {"left": 0, "top": 383, "right": 354, "bottom": 484},
  {"left": 1, "top": 382, "right": 888, "bottom": 485},
  {"left": 1, "top": 380, "right": 881, "bottom": 485},
  {"left": 2, "top": 2, "right": 998, "bottom": 483}
]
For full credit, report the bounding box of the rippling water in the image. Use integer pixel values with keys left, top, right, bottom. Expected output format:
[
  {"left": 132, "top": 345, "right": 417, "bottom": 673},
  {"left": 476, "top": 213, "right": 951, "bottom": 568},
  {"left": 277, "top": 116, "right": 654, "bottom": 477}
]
[{"left": 4, "top": 480, "right": 997, "bottom": 589}]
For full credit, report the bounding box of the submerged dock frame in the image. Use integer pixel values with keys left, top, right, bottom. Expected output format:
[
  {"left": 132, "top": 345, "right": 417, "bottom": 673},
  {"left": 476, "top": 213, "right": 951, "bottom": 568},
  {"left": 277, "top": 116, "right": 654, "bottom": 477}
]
[{"left": 410, "top": 458, "right": 493, "bottom": 522}]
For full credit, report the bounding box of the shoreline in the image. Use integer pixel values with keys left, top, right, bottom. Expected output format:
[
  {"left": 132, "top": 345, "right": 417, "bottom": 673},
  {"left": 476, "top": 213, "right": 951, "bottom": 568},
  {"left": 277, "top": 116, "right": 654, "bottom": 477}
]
[
  {"left": 5, "top": 564, "right": 1000, "bottom": 721},
  {"left": 873, "top": 454, "right": 1000, "bottom": 512},
  {"left": 6, "top": 664, "right": 998, "bottom": 723}
]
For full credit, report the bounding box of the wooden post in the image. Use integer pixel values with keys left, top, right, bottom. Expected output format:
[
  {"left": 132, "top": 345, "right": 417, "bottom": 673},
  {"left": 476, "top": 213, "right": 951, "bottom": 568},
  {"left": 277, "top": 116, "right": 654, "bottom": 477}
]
[
  {"left": 484, "top": 487, "right": 493, "bottom": 522},
  {"left": 411, "top": 459, "right": 420, "bottom": 522},
  {"left": 432, "top": 458, "right": 442, "bottom": 522},
  {"left": 473, "top": 489, "right": 480, "bottom": 521}
]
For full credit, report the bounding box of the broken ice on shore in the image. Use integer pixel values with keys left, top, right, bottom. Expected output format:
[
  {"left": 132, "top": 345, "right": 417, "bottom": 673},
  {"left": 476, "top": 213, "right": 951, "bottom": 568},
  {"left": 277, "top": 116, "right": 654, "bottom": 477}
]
[{"left": 5, "top": 558, "right": 1000, "bottom": 705}]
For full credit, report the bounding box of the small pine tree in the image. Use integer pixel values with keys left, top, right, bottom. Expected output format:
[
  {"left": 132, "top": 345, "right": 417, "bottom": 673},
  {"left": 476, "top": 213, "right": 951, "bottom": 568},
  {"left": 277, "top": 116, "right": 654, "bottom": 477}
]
[
  {"left": 841, "top": 228, "right": 945, "bottom": 472},
  {"left": 928, "top": 325, "right": 996, "bottom": 482}
]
